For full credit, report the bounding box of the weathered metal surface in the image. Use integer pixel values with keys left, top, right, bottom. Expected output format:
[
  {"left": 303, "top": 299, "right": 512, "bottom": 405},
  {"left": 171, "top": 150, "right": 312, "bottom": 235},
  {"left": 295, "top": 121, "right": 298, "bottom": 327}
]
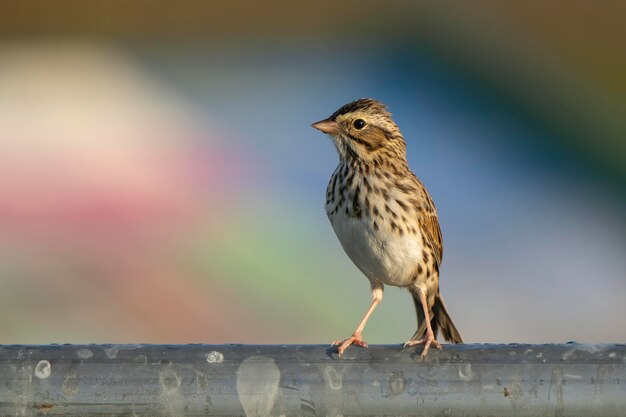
[{"left": 0, "top": 343, "right": 624, "bottom": 416}]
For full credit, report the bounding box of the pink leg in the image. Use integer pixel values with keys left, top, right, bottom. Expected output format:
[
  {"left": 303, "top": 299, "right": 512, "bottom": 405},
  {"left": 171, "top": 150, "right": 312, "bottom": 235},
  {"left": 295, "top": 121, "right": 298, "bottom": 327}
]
[
  {"left": 332, "top": 284, "right": 383, "bottom": 357},
  {"left": 404, "top": 287, "right": 441, "bottom": 357}
]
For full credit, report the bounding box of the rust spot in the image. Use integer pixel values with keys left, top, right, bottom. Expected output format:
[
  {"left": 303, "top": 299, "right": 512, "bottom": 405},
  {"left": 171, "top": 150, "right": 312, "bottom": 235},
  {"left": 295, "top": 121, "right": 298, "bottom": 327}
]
[
  {"left": 503, "top": 387, "right": 510, "bottom": 398},
  {"left": 34, "top": 403, "right": 54, "bottom": 410}
]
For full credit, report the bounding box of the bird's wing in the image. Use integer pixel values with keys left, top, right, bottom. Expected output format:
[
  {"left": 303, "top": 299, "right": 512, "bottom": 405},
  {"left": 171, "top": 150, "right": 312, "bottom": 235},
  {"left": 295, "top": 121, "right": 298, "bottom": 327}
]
[
  {"left": 407, "top": 172, "right": 443, "bottom": 267},
  {"left": 419, "top": 206, "right": 443, "bottom": 267}
]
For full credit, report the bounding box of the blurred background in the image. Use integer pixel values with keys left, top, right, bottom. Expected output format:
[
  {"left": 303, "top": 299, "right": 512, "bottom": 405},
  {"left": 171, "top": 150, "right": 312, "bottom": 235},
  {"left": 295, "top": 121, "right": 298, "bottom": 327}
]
[{"left": 0, "top": 1, "right": 624, "bottom": 344}]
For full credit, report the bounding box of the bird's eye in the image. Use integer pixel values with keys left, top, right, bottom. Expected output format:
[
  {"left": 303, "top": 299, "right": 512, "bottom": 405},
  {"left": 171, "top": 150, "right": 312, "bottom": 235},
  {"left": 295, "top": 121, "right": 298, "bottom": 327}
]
[{"left": 353, "top": 119, "right": 366, "bottom": 130}]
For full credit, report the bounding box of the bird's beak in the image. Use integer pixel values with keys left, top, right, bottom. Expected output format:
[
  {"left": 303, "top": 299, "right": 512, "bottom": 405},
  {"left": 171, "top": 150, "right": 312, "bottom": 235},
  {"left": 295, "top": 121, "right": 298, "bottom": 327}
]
[{"left": 311, "top": 118, "right": 339, "bottom": 135}]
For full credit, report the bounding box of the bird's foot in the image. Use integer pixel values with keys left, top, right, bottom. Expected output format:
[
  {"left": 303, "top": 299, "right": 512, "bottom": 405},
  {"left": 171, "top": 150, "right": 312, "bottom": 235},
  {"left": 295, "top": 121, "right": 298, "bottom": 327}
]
[
  {"left": 331, "top": 333, "right": 368, "bottom": 357},
  {"left": 404, "top": 333, "right": 441, "bottom": 357}
]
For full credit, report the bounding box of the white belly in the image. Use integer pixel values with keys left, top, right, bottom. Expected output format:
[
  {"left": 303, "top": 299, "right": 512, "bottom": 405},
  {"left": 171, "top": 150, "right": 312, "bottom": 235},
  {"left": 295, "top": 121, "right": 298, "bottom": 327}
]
[{"left": 329, "top": 211, "right": 423, "bottom": 287}]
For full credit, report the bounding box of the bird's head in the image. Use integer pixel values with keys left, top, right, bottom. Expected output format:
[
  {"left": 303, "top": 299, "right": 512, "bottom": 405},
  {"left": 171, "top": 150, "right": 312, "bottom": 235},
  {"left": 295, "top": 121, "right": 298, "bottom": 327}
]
[{"left": 312, "top": 98, "right": 406, "bottom": 163}]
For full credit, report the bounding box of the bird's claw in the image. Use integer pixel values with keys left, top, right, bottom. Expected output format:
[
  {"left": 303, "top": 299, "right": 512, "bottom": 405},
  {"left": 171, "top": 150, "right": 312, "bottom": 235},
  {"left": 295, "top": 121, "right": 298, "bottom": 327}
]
[
  {"left": 331, "top": 334, "right": 368, "bottom": 357},
  {"left": 404, "top": 334, "right": 441, "bottom": 357}
]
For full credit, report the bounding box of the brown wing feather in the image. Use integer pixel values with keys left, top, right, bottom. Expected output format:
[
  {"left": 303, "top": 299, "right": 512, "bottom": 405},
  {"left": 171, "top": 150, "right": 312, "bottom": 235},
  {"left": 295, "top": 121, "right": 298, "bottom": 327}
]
[
  {"left": 409, "top": 173, "right": 443, "bottom": 267},
  {"left": 419, "top": 209, "right": 443, "bottom": 267}
]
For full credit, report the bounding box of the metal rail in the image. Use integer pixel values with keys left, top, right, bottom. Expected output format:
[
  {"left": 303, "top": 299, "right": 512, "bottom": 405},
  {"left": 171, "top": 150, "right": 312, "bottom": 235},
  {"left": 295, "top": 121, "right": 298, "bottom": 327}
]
[{"left": 0, "top": 343, "right": 624, "bottom": 416}]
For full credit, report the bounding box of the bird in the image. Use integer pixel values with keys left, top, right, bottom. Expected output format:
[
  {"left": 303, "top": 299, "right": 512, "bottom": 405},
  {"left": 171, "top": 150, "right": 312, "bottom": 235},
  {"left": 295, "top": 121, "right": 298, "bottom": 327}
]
[{"left": 311, "top": 98, "right": 463, "bottom": 357}]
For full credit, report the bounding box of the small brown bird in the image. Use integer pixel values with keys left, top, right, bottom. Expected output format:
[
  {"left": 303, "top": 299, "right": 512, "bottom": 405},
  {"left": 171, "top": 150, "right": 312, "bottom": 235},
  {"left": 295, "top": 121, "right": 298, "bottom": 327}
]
[{"left": 312, "top": 98, "right": 463, "bottom": 357}]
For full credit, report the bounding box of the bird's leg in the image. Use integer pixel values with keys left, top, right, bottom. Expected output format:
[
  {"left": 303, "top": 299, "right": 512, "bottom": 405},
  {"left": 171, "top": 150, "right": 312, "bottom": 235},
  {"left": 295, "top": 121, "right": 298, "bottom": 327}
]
[
  {"left": 404, "top": 287, "right": 441, "bottom": 357},
  {"left": 332, "top": 284, "right": 383, "bottom": 357}
]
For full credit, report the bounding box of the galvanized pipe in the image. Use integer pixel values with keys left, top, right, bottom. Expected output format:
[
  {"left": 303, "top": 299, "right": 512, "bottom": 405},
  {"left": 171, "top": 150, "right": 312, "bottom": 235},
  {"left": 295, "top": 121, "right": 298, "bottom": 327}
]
[{"left": 0, "top": 343, "right": 624, "bottom": 416}]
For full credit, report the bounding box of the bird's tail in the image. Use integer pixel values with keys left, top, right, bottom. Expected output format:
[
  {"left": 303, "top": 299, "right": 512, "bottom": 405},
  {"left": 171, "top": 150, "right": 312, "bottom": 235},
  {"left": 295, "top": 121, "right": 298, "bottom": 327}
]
[{"left": 411, "top": 293, "right": 463, "bottom": 344}]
